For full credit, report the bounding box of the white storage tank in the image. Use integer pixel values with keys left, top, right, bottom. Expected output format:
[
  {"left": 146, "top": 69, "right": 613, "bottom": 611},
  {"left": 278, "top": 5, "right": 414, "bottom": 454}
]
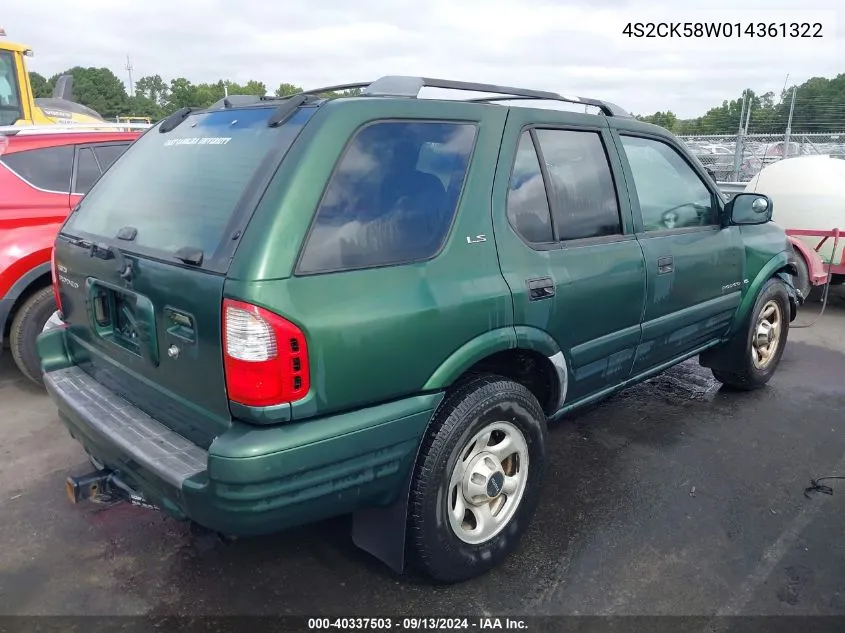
[{"left": 744, "top": 155, "right": 845, "bottom": 263}]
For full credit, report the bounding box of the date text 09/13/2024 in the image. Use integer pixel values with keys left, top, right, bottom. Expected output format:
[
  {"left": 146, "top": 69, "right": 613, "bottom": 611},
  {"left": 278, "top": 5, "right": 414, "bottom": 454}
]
[
  {"left": 622, "top": 22, "right": 824, "bottom": 38},
  {"left": 307, "top": 617, "right": 528, "bottom": 630}
]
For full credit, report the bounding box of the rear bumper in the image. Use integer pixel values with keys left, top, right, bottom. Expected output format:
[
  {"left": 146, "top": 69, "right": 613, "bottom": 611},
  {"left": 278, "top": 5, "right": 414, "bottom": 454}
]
[{"left": 41, "top": 346, "right": 440, "bottom": 535}]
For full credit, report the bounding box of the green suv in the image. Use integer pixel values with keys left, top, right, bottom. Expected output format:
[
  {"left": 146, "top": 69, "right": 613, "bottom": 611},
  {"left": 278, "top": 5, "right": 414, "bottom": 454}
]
[{"left": 38, "top": 76, "right": 799, "bottom": 583}]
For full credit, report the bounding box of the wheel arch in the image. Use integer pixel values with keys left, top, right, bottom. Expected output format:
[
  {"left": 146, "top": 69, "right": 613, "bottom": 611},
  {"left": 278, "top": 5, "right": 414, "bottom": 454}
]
[
  {"left": 422, "top": 325, "right": 567, "bottom": 416},
  {"left": 734, "top": 250, "right": 798, "bottom": 332},
  {"left": 351, "top": 326, "right": 568, "bottom": 574},
  {"left": 0, "top": 263, "right": 51, "bottom": 346}
]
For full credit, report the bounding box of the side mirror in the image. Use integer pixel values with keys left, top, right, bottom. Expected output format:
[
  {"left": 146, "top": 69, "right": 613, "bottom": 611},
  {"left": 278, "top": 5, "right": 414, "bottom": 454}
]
[{"left": 726, "top": 192, "right": 773, "bottom": 225}]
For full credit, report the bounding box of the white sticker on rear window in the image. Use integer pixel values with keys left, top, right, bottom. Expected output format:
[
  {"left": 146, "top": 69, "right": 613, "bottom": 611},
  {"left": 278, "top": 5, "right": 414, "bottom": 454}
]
[{"left": 163, "top": 137, "right": 232, "bottom": 146}]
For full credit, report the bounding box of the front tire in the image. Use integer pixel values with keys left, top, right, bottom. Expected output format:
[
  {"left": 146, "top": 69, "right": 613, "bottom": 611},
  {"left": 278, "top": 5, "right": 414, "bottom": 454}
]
[
  {"left": 407, "top": 375, "right": 547, "bottom": 583},
  {"left": 10, "top": 287, "right": 56, "bottom": 386},
  {"left": 711, "top": 278, "right": 790, "bottom": 390}
]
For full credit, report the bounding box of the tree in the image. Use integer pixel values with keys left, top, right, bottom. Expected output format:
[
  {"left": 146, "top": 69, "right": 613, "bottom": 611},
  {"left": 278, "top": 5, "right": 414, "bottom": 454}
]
[
  {"left": 229, "top": 79, "right": 267, "bottom": 96},
  {"left": 275, "top": 82, "right": 302, "bottom": 97},
  {"left": 167, "top": 77, "right": 202, "bottom": 110},
  {"left": 47, "top": 67, "right": 129, "bottom": 118},
  {"left": 27, "top": 62, "right": 843, "bottom": 132},
  {"left": 135, "top": 75, "right": 169, "bottom": 108},
  {"left": 129, "top": 74, "right": 169, "bottom": 119},
  {"left": 636, "top": 110, "right": 678, "bottom": 131},
  {"left": 28, "top": 72, "right": 52, "bottom": 98}
]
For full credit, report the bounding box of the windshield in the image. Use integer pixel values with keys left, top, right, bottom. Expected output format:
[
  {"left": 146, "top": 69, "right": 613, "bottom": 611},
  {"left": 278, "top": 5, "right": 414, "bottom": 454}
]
[
  {"left": 63, "top": 105, "right": 314, "bottom": 264},
  {"left": 0, "top": 50, "right": 23, "bottom": 126}
]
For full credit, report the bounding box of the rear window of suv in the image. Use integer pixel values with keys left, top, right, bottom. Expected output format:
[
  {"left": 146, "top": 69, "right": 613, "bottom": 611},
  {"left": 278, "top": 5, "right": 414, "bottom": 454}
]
[{"left": 63, "top": 106, "right": 314, "bottom": 264}]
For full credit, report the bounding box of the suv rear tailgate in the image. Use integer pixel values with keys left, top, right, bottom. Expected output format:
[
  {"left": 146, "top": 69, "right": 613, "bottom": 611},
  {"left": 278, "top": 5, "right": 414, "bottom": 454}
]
[
  {"left": 55, "top": 237, "right": 229, "bottom": 448},
  {"left": 49, "top": 104, "right": 317, "bottom": 448}
]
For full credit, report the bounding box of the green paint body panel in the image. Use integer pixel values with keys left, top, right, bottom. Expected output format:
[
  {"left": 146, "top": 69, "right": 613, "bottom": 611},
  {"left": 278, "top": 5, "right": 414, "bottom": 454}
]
[
  {"left": 37, "top": 94, "right": 793, "bottom": 538},
  {"left": 732, "top": 224, "right": 794, "bottom": 333}
]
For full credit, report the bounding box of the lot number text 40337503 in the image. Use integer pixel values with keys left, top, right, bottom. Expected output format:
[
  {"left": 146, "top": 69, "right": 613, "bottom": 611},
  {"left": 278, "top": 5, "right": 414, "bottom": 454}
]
[{"left": 622, "top": 22, "right": 823, "bottom": 38}]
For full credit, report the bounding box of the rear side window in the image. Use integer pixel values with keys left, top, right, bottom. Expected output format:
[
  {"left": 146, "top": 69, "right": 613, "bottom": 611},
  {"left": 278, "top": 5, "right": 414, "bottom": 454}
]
[
  {"left": 297, "top": 121, "right": 477, "bottom": 274},
  {"left": 64, "top": 107, "right": 313, "bottom": 259},
  {"left": 73, "top": 147, "right": 100, "bottom": 194},
  {"left": 507, "top": 131, "right": 554, "bottom": 244},
  {"left": 93, "top": 143, "right": 129, "bottom": 171},
  {"left": 534, "top": 129, "right": 621, "bottom": 240},
  {"left": 1, "top": 145, "right": 73, "bottom": 193}
]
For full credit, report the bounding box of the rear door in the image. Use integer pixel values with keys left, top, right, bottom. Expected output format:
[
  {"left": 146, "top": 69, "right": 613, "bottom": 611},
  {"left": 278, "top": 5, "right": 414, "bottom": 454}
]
[
  {"left": 54, "top": 105, "right": 316, "bottom": 448},
  {"left": 492, "top": 107, "right": 646, "bottom": 406},
  {"left": 609, "top": 127, "right": 744, "bottom": 374},
  {"left": 0, "top": 143, "right": 74, "bottom": 211}
]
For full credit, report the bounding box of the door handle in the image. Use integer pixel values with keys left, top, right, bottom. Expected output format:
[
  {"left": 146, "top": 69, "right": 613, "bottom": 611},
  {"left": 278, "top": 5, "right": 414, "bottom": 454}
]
[
  {"left": 657, "top": 256, "right": 674, "bottom": 275},
  {"left": 527, "top": 277, "right": 555, "bottom": 301}
]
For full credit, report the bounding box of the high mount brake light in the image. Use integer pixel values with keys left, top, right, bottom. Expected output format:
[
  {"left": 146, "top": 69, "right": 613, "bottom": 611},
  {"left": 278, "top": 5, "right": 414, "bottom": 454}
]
[{"left": 222, "top": 299, "right": 310, "bottom": 407}]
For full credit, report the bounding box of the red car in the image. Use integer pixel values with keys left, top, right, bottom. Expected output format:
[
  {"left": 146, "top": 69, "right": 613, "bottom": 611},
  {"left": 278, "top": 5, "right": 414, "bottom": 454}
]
[{"left": 0, "top": 126, "right": 143, "bottom": 384}]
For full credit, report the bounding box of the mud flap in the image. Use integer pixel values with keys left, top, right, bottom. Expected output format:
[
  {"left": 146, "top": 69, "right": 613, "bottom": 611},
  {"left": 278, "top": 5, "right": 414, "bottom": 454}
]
[
  {"left": 775, "top": 270, "right": 802, "bottom": 321},
  {"left": 350, "top": 465, "right": 416, "bottom": 574},
  {"left": 350, "top": 407, "right": 437, "bottom": 574}
]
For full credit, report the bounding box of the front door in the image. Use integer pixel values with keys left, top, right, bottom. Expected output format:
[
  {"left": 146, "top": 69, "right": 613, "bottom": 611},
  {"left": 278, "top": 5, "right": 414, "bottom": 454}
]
[
  {"left": 493, "top": 108, "right": 646, "bottom": 407},
  {"left": 610, "top": 129, "right": 745, "bottom": 374}
]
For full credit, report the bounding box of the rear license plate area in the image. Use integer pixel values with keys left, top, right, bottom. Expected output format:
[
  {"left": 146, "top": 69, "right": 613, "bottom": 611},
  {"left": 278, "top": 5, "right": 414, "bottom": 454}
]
[{"left": 88, "top": 281, "right": 158, "bottom": 363}]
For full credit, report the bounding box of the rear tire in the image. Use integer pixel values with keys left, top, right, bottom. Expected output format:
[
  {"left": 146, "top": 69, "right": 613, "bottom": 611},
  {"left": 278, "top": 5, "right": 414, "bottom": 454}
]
[
  {"left": 10, "top": 287, "right": 56, "bottom": 386},
  {"left": 711, "top": 278, "right": 790, "bottom": 391},
  {"left": 407, "top": 375, "right": 547, "bottom": 583}
]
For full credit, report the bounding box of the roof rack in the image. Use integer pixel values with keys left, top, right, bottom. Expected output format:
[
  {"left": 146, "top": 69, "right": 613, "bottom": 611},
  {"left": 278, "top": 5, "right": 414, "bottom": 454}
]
[
  {"left": 0, "top": 122, "right": 152, "bottom": 136},
  {"left": 353, "top": 76, "right": 631, "bottom": 117}
]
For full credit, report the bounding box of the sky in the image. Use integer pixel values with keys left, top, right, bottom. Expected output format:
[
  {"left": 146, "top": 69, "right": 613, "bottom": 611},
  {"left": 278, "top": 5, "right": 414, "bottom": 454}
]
[{"left": 3, "top": 0, "right": 842, "bottom": 119}]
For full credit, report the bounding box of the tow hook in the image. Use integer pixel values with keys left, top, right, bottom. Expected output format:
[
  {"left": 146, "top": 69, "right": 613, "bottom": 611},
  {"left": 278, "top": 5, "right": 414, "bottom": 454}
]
[{"left": 65, "top": 470, "right": 158, "bottom": 510}]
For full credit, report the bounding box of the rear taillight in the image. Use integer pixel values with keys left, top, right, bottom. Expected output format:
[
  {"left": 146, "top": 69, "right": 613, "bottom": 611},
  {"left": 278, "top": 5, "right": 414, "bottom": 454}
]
[
  {"left": 50, "top": 247, "right": 63, "bottom": 317},
  {"left": 222, "top": 299, "right": 310, "bottom": 408}
]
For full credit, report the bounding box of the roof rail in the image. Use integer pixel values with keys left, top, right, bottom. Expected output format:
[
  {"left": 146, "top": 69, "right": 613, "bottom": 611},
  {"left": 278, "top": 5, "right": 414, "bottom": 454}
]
[
  {"left": 0, "top": 122, "right": 152, "bottom": 136},
  {"left": 358, "top": 76, "right": 632, "bottom": 117},
  {"left": 300, "top": 82, "right": 371, "bottom": 96}
]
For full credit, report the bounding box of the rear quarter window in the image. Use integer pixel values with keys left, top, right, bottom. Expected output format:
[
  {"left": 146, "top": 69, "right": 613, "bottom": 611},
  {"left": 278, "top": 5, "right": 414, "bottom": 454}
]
[
  {"left": 93, "top": 143, "right": 130, "bottom": 171},
  {"left": 1, "top": 145, "right": 73, "bottom": 193},
  {"left": 297, "top": 120, "right": 478, "bottom": 274}
]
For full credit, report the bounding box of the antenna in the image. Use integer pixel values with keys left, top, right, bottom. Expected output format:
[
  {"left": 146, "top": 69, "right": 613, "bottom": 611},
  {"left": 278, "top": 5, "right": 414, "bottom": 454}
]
[{"left": 125, "top": 55, "right": 134, "bottom": 97}]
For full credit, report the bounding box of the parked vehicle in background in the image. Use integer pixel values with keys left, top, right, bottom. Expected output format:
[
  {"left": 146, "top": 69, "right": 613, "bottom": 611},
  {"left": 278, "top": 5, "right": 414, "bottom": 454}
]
[
  {"left": 693, "top": 144, "right": 737, "bottom": 181},
  {"left": 1, "top": 27, "right": 108, "bottom": 126},
  {"left": 0, "top": 125, "right": 143, "bottom": 383},
  {"left": 38, "top": 77, "right": 798, "bottom": 584}
]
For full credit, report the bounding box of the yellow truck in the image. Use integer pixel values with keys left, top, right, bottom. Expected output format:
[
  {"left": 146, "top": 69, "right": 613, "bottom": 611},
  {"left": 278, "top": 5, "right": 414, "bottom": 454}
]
[{"left": 0, "top": 27, "right": 105, "bottom": 126}]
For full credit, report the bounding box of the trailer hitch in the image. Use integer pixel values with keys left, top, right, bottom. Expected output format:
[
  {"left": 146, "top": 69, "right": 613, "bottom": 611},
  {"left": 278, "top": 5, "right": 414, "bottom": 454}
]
[{"left": 65, "top": 469, "right": 158, "bottom": 510}]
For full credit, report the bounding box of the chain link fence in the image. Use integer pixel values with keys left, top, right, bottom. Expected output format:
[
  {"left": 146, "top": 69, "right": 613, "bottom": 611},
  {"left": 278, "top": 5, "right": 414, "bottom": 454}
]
[{"left": 678, "top": 132, "right": 845, "bottom": 183}]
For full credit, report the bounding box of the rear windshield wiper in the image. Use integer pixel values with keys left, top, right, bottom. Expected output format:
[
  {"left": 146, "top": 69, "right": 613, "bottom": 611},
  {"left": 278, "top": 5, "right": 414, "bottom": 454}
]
[
  {"left": 174, "top": 246, "right": 203, "bottom": 266},
  {"left": 90, "top": 243, "right": 134, "bottom": 281},
  {"left": 66, "top": 236, "right": 93, "bottom": 250}
]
